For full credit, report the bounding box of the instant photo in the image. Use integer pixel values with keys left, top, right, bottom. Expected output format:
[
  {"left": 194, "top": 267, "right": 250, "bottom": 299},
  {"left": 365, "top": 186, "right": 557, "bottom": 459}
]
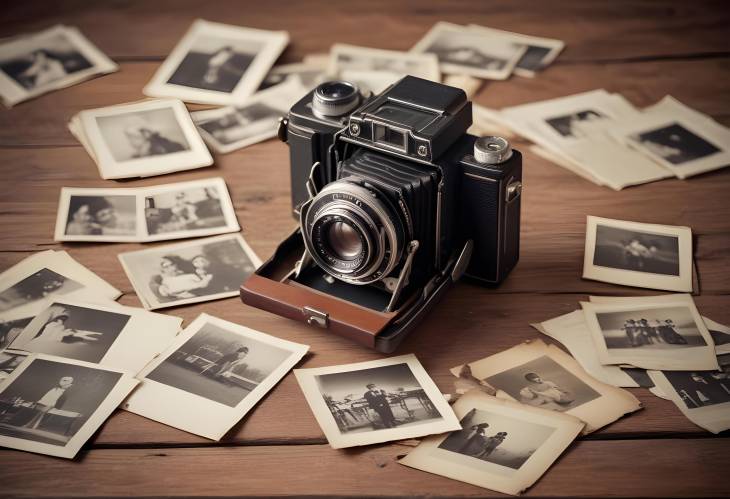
[
  {"left": 56, "top": 191, "right": 138, "bottom": 242},
  {"left": 118, "top": 234, "right": 260, "bottom": 310},
  {"left": 0, "top": 25, "right": 117, "bottom": 107},
  {"left": 144, "top": 19, "right": 288, "bottom": 105},
  {"left": 71, "top": 98, "right": 213, "bottom": 180},
  {"left": 451, "top": 340, "right": 641, "bottom": 433},
  {"left": 410, "top": 22, "right": 526, "bottom": 80},
  {"left": 581, "top": 295, "right": 718, "bottom": 371},
  {"left": 399, "top": 391, "right": 584, "bottom": 495},
  {"left": 0, "top": 354, "right": 137, "bottom": 458},
  {"left": 125, "top": 313, "right": 308, "bottom": 440},
  {"left": 294, "top": 354, "right": 459, "bottom": 449},
  {"left": 10, "top": 298, "right": 182, "bottom": 374},
  {"left": 583, "top": 216, "right": 693, "bottom": 292}
]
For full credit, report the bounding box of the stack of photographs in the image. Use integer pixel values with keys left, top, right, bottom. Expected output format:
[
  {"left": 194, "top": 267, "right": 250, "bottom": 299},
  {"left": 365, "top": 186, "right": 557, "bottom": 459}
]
[
  {"left": 54, "top": 177, "right": 239, "bottom": 243},
  {"left": 0, "top": 25, "right": 117, "bottom": 107},
  {"left": 118, "top": 233, "right": 260, "bottom": 310},
  {"left": 191, "top": 77, "right": 307, "bottom": 154},
  {"left": 143, "top": 19, "right": 289, "bottom": 106},
  {"left": 498, "top": 92, "right": 730, "bottom": 188},
  {"left": 410, "top": 22, "right": 564, "bottom": 81},
  {"left": 69, "top": 98, "right": 213, "bottom": 180}
]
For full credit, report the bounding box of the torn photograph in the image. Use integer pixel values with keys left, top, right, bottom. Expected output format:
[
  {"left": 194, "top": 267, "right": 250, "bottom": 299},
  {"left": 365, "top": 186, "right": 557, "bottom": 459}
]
[
  {"left": 399, "top": 390, "right": 584, "bottom": 495},
  {"left": 74, "top": 98, "right": 213, "bottom": 180},
  {"left": 648, "top": 354, "right": 730, "bottom": 434},
  {"left": 9, "top": 298, "right": 182, "bottom": 374},
  {"left": 294, "top": 354, "right": 460, "bottom": 449},
  {"left": 0, "top": 25, "right": 117, "bottom": 107},
  {"left": 0, "top": 354, "right": 137, "bottom": 458},
  {"left": 580, "top": 294, "right": 719, "bottom": 371},
  {"left": 410, "top": 22, "right": 526, "bottom": 80},
  {"left": 450, "top": 340, "right": 641, "bottom": 433},
  {"left": 583, "top": 216, "right": 693, "bottom": 292},
  {"left": 144, "top": 19, "right": 288, "bottom": 105},
  {"left": 124, "top": 313, "right": 308, "bottom": 440},
  {"left": 118, "top": 234, "right": 260, "bottom": 310}
]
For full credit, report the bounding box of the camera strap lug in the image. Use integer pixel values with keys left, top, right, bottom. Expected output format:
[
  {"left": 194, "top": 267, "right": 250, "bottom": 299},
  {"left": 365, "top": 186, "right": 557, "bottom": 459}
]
[
  {"left": 451, "top": 240, "right": 474, "bottom": 282},
  {"left": 277, "top": 117, "right": 288, "bottom": 142},
  {"left": 303, "top": 306, "right": 329, "bottom": 329},
  {"left": 306, "top": 162, "right": 322, "bottom": 198},
  {"left": 385, "top": 240, "right": 419, "bottom": 313}
]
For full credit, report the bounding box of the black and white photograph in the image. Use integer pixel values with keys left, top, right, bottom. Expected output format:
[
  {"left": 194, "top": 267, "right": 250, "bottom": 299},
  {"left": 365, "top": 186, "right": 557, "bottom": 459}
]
[
  {"left": 468, "top": 24, "right": 565, "bottom": 77},
  {"left": 192, "top": 78, "right": 304, "bottom": 153},
  {"left": 545, "top": 110, "right": 605, "bottom": 138},
  {"left": 0, "top": 25, "right": 118, "bottom": 107},
  {"left": 118, "top": 234, "right": 261, "bottom": 310},
  {"left": 9, "top": 298, "right": 182, "bottom": 374},
  {"left": 451, "top": 340, "right": 641, "bottom": 433},
  {"left": 0, "top": 350, "right": 29, "bottom": 380},
  {"left": 294, "top": 354, "right": 459, "bottom": 449},
  {"left": 399, "top": 391, "right": 584, "bottom": 495},
  {"left": 328, "top": 44, "right": 440, "bottom": 93},
  {"left": 125, "top": 313, "right": 308, "bottom": 440},
  {"left": 581, "top": 295, "right": 719, "bottom": 371},
  {"left": 144, "top": 19, "right": 288, "bottom": 105},
  {"left": 0, "top": 354, "right": 137, "bottom": 458},
  {"left": 410, "top": 22, "right": 526, "bottom": 80},
  {"left": 648, "top": 355, "right": 730, "bottom": 434},
  {"left": 0, "top": 268, "right": 83, "bottom": 313},
  {"left": 583, "top": 216, "right": 693, "bottom": 292},
  {"left": 72, "top": 98, "right": 213, "bottom": 180},
  {"left": 613, "top": 112, "right": 730, "bottom": 179},
  {"left": 258, "top": 62, "right": 325, "bottom": 92},
  {"left": 0, "top": 318, "right": 33, "bottom": 350},
  {"left": 61, "top": 194, "right": 137, "bottom": 241},
  {"left": 144, "top": 178, "right": 238, "bottom": 240},
  {"left": 705, "top": 317, "right": 730, "bottom": 355}
]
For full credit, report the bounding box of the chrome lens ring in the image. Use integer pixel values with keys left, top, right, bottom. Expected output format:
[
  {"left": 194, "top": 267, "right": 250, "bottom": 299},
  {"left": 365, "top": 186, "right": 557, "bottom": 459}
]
[
  {"left": 310, "top": 208, "right": 373, "bottom": 274},
  {"left": 302, "top": 180, "right": 405, "bottom": 285}
]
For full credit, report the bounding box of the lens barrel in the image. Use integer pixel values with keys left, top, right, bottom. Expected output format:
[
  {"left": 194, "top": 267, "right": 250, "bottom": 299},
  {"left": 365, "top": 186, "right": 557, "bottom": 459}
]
[{"left": 312, "top": 81, "right": 361, "bottom": 117}]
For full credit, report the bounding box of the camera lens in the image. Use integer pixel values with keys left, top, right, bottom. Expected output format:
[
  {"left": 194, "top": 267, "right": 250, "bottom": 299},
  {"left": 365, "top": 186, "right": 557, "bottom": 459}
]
[
  {"left": 327, "top": 221, "right": 363, "bottom": 260},
  {"left": 312, "top": 81, "right": 361, "bottom": 117},
  {"left": 301, "top": 178, "right": 406, "bottom": 285}
]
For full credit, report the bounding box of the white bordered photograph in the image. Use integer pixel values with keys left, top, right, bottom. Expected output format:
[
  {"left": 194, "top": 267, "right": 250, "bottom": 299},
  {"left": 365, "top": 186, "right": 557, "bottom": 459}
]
[
  {"left": 54, "top": 188, "right": 139, "bottom": 242},
  {"left": 612, "top": 113, "right": 730, "bottom": 179},
  {"left": 0, "top": 24, "right": 118, "bottom": 107},
  {"left": 192, "top": 77, "right": 305, "bottom": 153},
  {"left": 0, "top": 353, "right": 137, "bottom": 458},
  {"left": 118, "top": 233, "right": 260, "bottom": 310},
  {"left": 0, "top": 349, "right": 29, "bottom": 381},
  {"left": 580, "top": 294, "right": 718, "bottom": 371},
  {"left": 468, "top": 25, "right": 565, "bottom": 78},
  {"left": 399, "top": 390, "right": 584, "bottom": 495},
  {"left": 294, "top": 354, "right": 460, "bottom": 449},
  {"left": 582, "top": 216, "right": 693, "bottom": 292},
  {"left": 258, "top": 61, "right": 326, "bottom": 92},
  {"left": 73, "top": 98, "right": 213, "bottom": 180},
  {"left": 124, "top": 313, "right": 308, "bottom": 440},
  {"left": 143, "top": 19, "right": 289, "bottom": 106},
  {"left": 0, "top": 250, "right": 121, "bottom": 321},
  {"left": 450, "top": 340, "right": 641, "bottom": 433},
  {"left": 143, "top": 177, "right": 239, "bottom": 241},
  {"left": 648, "top": 354, "right": 730, "bottom": 434},
  {"left": 328, "top": 44, "right": 440, "bottom": 94},
  {"left": 410, "top": 22, "right": 526, "bottom": 80},
  {"left": 9, "top": 298, "right": 181, "bottom": 374}
]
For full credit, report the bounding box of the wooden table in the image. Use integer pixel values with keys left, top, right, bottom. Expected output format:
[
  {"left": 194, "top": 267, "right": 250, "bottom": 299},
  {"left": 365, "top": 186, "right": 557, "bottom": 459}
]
[{"left": 1, "top": 1, "right": 729, "bottom": 497}]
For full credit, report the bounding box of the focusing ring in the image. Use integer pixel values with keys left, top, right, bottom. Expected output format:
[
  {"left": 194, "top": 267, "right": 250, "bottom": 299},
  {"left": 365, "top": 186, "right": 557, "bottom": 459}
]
[{"left": 312, "top": 81, "right": 361, "bottom": 117}]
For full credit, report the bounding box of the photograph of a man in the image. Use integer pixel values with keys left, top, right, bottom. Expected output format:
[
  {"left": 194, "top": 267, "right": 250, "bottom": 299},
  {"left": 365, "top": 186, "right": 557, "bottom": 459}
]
[{"left": 364, "top": 383, "right": 397, "bottom": 428}]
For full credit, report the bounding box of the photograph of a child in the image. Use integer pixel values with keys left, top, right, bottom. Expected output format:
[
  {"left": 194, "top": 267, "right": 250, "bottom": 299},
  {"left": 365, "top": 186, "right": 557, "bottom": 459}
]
[{"left": 64, "top": 195, "right": 136, "bottom": 237}]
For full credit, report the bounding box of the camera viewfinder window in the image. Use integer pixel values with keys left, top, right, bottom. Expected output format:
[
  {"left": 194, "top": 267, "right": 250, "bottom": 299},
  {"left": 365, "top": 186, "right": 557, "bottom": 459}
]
[
  {"left": 374, "top": 124, "right": 407, "bottom": 152},
  {"left": 372, "top": 103, "right": 437, "bottom": 131}
]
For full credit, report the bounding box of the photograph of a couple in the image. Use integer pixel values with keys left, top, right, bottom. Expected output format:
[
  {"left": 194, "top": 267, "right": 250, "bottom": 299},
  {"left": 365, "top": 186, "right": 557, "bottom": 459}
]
[{"left": 64, "top": 195, "right": 136, "bottom": 237}]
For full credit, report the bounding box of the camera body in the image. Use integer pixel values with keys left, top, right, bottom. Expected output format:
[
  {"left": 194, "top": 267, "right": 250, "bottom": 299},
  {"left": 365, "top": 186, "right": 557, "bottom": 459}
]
[{"left": 242, "top": 76, "right": 522, "bottom": 352}]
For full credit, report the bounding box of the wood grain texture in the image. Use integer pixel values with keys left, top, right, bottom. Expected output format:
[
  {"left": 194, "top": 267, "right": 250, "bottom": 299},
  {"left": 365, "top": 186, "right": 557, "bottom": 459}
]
[{"left": 1, "top": 0, "right": 729, "bottom": 497}]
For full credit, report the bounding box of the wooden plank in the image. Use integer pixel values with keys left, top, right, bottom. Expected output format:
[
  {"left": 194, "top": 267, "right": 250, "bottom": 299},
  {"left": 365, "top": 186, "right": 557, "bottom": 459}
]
[
  {"left": 1, "top": 438, "right": 728, "bottom": 497},
  {"left": 0, "top": 292, "right": 720, "bottom": 448},
  {"left": 2, "top": 58, "right": 730, "bottom": 147},
  {"left": 2, "top": 0, "right": 729, "bottom": 62}
]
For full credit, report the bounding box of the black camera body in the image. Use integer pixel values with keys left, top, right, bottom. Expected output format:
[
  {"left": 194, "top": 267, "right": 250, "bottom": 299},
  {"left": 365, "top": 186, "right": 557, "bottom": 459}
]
[{"left": 242, "top": 76, "right": 522, "bottom": 352}]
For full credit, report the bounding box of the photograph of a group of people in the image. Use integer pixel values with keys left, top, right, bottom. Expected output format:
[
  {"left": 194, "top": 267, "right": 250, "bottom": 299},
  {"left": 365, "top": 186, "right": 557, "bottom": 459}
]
[
  {"left": 145, "top": 185, "right": 226, "bottom": 236},
  {"left": 146, "top": 320, "right": 292, "bottom": 408},
  {"left": 0, "top": 358, "right": 121, "bottom": 446},
  {"left": 316, "top": 363, "right": 441, "bottom": 434},
  {"left": 438, "top": 407, "right": 555, "bottom": 471},
  {"left": 595, "top": 305, "right": 706, "bottom": 350},
  {"left": 592, "top": 224, "right": 680, "bottom": 277},
  {"left": 664, "top": 355, "right": 730, "bottom": 409}
]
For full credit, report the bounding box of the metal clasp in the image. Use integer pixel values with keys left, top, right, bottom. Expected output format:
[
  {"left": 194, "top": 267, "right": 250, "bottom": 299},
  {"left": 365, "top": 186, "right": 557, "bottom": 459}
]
[
  {"left": 303, "top": 306, "right": 328, "bottom": 329},
  {"left": 506, "top": 180, "right": 522, "bottom": 204}
]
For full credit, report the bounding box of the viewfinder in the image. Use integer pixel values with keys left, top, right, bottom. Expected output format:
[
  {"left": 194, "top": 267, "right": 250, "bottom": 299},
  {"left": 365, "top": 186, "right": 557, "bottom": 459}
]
[{"left": 373, "top": 123, "right": 407, "bottom": 152}]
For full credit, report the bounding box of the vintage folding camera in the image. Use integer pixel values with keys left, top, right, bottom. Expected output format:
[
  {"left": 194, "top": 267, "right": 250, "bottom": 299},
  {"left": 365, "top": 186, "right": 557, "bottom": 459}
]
[{"left": 241, "top": 76, "right": 522, "bottom": 352}]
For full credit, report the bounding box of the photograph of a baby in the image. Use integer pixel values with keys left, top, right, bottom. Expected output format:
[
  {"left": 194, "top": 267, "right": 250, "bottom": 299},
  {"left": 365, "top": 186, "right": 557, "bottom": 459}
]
[{"left": 64, "top": 195, "right": 136, "bottom": 237}]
